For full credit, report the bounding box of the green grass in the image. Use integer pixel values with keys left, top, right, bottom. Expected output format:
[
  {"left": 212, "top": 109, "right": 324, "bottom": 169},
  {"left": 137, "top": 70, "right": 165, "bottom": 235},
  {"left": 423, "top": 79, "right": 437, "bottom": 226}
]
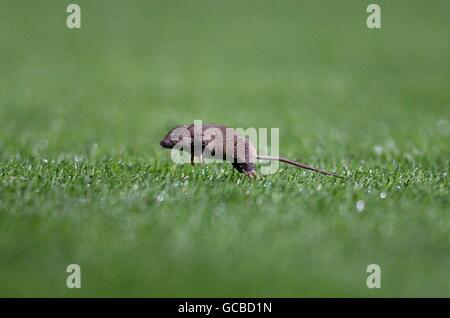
[{"left": 0, "top": 0, "right": 449, "bottom": 297}]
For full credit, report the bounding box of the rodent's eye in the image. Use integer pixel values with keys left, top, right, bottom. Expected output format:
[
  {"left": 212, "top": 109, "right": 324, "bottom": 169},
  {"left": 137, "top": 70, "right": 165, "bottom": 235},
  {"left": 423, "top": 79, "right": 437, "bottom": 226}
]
[{"left": 178, "top": 136, "right": 183, "bottom": 140}]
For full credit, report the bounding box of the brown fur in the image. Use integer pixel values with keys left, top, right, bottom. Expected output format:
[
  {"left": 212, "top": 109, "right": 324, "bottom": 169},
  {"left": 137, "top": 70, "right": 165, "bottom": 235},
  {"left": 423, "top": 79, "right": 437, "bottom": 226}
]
[{"left": 160, "top": 123, "right": 341, "bottom": 178}]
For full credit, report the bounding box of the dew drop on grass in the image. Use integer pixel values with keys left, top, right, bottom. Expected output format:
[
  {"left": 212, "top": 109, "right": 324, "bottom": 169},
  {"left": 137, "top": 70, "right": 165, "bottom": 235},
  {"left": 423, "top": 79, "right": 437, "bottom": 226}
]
[
  {"left": 271, "top": 192, "right": 282, "bottom": 201},
  {"left": 214, "top": 205, "right": 225, "bottom": 216},
  {"left": 380, "top": 192, "right": 387, "bottom": 199},
  {"left": 437, "top": 119, "right": 450, "bottom": 135},
  {"left": 356, "top": 200, "right": 365, "bottom": 212},
  {"left": 374, "top": 145, "right": 383, "bottom": 155},
  {"left": 156, "top": 192, "right": 165, "bottom": 202},
  {"left": 316, "top": 184, "right": 322, "bottom": 191}
]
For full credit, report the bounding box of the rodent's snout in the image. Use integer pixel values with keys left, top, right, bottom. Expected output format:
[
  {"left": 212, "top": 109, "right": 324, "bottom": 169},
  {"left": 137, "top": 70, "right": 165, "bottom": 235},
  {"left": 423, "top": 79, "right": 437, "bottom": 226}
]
[{"left": 160, "top": 139, "right": 173, "bottom": 148}]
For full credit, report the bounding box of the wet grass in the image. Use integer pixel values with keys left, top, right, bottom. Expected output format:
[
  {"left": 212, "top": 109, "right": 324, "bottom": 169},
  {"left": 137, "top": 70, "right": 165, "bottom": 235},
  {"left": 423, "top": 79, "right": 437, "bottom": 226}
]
[{"left": 0, "top": 0, "right": 449, "bottom": 296}]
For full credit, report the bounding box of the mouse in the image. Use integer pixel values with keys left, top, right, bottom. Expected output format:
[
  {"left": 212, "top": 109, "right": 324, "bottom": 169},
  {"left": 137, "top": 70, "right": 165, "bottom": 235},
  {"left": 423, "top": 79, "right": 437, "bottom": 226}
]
[{"left": 160, "top": 123, "right": 342, "bottom": 178}]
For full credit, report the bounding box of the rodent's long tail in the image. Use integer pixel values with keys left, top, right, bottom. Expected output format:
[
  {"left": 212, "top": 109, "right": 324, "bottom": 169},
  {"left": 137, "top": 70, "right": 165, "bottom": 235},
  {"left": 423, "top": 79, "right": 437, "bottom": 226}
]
[{"left": 257, "top": 155, "right": 342, "bottom": 178}]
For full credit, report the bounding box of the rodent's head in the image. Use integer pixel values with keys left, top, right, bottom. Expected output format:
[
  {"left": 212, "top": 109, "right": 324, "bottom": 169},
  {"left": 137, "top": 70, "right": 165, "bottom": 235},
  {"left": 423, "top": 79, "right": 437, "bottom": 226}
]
[{"left": 160, "top": 125, "right": 191, "bottom": 149}]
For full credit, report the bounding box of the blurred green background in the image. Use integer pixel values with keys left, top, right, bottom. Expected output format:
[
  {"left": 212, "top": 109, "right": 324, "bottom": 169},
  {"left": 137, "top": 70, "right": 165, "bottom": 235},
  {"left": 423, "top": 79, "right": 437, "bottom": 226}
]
[{"left": 0, "top": 0, "right": 448, "bottom": 297}]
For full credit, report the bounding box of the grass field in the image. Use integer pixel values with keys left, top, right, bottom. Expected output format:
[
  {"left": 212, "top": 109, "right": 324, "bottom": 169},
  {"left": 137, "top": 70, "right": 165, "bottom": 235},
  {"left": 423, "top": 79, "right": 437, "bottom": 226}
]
[{"left": 0, "top": 0, "right": 449, "bottom": 297}]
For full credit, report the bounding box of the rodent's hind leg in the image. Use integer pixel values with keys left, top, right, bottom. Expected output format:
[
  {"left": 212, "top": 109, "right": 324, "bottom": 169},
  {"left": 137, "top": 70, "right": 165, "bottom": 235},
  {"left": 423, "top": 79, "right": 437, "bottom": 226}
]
[
  {"left": 233, "top": 162, "right": 257, "bottom": 178},
  {"left": 244, "top": 170, "right": 257, "bottom": 178}
]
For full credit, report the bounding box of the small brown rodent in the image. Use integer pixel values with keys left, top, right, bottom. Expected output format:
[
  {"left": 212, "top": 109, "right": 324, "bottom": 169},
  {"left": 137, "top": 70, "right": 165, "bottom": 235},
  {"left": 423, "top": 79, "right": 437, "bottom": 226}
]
[{"left": 160, "top": 123, "right": 341, "bottom": 178}]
